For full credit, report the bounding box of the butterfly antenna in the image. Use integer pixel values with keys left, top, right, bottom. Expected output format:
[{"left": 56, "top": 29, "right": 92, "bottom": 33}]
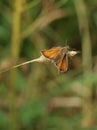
[
  {"left": 66, "top": 40, "right": 67, "bottom": 45},
  {"left": 65, "top": 40, "right": 70, "bottom": 49}
]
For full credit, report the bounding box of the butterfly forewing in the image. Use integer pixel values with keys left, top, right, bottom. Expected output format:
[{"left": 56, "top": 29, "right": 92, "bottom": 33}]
[{"left": 41, "top": 47, "right": 62, "bottom": 59}]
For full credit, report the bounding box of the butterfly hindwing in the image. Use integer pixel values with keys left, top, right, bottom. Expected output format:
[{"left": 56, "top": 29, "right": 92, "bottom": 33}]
[
  {"left": 60, "top": 55, "right": 68, "bottom": 72},
  {"left": 55, "top": 54, "right": 68, "bottom": 72}
]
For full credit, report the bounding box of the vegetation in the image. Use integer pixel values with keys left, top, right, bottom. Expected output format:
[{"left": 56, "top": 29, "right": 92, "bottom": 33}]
[{"left": 0, "top": 0, "right": 97, "bottom": 130}]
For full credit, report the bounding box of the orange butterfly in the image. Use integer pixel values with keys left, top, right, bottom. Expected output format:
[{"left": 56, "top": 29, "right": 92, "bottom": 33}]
[{"left": 41, "top": 46, "right": 78, "bottom": 72}]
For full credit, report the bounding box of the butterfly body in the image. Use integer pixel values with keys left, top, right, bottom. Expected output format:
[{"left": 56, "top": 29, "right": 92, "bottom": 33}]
[{"left": 41, "top": 46, "right": 78, "bottom": 72}]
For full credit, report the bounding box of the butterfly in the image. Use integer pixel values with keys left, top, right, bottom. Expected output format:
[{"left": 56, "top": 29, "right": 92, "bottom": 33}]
[{"left": 41, "top": 46, "right": 78, "bottom": 72}]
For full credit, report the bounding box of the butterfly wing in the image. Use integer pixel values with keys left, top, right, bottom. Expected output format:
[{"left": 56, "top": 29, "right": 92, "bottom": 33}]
[
  {"left": 55, "top": 54, "right": 68, "bottom": 72},
  {"left": 41, "top": 47, "right": 62, "bottom": 59}
]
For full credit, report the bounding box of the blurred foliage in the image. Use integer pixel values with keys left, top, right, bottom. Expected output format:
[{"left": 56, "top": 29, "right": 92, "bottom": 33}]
[{"left": 0, "top": 0, "right": 97, "bottom": 130}]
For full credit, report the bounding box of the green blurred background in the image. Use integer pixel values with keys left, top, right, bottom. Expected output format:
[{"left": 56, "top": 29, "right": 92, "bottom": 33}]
[{"left": 0, "top": 0, "right": 97, "bottom": 130}]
